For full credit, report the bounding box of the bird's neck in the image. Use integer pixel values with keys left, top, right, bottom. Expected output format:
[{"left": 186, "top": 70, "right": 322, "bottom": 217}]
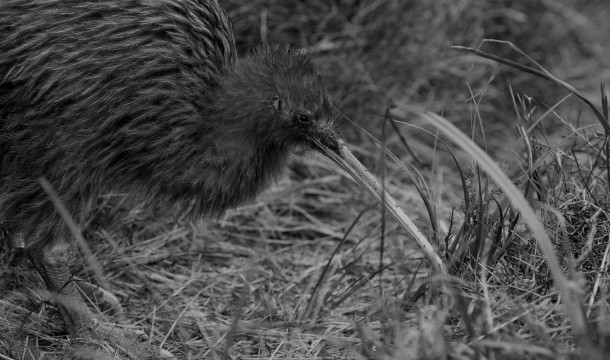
[
  {"left": 138, "top": 59, "right": 294, "bottom": 218},
  {"left": 141, "top": 109, "right": 291, "bottom": 219}
]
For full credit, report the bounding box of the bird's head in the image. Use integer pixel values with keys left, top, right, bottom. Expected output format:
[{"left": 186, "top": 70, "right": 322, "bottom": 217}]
[
  {"left": 208, "top": 45, "right": 447, "bottom": 273},
  {"left": 213, "top": 45, "right": 341, "bottom": 156}
]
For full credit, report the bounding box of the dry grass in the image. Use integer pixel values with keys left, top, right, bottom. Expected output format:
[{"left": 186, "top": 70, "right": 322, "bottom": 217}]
[{"left": 2, "top": 0, "right": 610, "bottom": 359}]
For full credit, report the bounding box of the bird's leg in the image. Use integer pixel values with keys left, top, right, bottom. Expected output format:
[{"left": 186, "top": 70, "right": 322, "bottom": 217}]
[
  {"left": 26, "top": 239, "right": 98, "bottom": 336},
  {"left": 25, "top": 240, "right": 173, "bottom": 356}
]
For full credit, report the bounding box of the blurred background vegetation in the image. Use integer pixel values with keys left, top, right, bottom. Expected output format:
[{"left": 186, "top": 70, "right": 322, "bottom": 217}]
[{"left": 224, "top": 0, "right": 609, "bottom": 150}]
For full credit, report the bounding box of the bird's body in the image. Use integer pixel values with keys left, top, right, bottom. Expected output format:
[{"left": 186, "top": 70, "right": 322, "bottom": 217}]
[
  {"left": 0, "top": 0, "right": 335, "bottom": 251},
  {"left": 0, "top": 0, "right": 341, "bottom": 336}
]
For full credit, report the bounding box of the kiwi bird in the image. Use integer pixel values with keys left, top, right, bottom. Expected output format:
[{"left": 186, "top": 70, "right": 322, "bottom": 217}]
[{"left": 0, "top": 0, "right": 428, "bottom": 337}]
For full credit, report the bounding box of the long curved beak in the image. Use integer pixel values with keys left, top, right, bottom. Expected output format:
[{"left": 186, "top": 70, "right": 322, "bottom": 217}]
[{"left": 312, "top": 136, "right": 447, "bottom": 274}]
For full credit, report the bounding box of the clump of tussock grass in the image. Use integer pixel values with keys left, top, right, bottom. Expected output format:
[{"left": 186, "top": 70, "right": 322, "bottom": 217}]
[{"left": 386, "top": 40, "right": 610, "bottom": 358}]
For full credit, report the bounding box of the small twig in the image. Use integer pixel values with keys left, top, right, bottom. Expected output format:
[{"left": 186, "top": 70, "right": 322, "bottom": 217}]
[
  {"left": 588, "top": 234, "right": 610, "bottom": 316},
  {"left": 575, "top": 208, "right": 603, "bottom": 267},
  {"left": 224, "top": 275, "right": 250, "bottom": 360}
]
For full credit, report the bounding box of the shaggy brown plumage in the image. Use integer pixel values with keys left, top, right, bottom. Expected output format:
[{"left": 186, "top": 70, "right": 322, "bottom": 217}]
[{"left": 0, "top": 0, "right": 339, "bottom": 335}]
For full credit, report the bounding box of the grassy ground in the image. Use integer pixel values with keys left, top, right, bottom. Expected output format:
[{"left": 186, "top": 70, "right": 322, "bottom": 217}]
[{"left": 2, "top": 0, "right": 610, "bottom": 359}]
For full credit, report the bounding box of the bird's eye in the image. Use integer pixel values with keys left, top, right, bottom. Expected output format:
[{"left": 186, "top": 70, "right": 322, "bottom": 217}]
[{"left": 296, "top": 114, "right": 310, "bottom": 124}]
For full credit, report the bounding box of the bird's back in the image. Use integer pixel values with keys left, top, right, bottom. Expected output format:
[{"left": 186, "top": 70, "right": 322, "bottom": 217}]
[{"left": 0, "top": 0, "right": 237, "bottom": 246}]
